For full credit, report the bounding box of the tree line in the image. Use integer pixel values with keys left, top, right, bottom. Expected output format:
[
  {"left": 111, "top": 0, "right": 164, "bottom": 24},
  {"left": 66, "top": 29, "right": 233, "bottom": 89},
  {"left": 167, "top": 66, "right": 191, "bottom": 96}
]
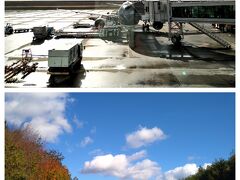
[
  {"left": 185, "top": 154, "right": 235, "bottom": 180},
  {"left": 5, "top": 124, "right": 235, "bottom": 180},
  {"left": 5, "top": 125, "right": 71, "bottom": 180}
]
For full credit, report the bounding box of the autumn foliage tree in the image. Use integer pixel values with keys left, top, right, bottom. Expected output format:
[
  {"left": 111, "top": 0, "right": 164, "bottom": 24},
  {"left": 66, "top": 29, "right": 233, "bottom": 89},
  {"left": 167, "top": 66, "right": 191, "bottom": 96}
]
[{"left": 5, "top": 125, "right": 71, "bottom": 180}]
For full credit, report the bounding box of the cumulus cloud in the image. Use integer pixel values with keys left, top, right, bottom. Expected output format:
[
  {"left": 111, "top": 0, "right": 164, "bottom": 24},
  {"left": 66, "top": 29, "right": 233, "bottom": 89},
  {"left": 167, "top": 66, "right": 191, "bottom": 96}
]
[
  {"left": 5, "top": 93, "right": 72, "bottom": 142},
  {"left": 161, "top": 164, "right": 199, "bottom": 180},
  {"left": 127, "top": 159, "right": 160, "bottom": 180},
  {"left": 126, "top": 126, "right": 166, "bottom": 148},
  {"left": 81, "top": 151, "right": 160, "bottom": 180},
  {"left": 82, "top": 150, "right": 211, "bottom": 180},
  {"left": 81, "top": 136, "right": 94, "bottom": 147}
]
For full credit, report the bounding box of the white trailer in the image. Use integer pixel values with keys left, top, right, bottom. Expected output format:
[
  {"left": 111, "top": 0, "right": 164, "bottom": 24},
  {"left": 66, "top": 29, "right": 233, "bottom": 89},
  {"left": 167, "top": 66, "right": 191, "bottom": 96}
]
[{"left": 48, "top": 43, "right": 83, "bottom": 75}]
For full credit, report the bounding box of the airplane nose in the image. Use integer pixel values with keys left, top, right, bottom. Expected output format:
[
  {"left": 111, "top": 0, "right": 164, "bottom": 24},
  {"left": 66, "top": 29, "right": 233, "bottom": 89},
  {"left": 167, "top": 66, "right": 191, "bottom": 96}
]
[{"left": 118, "top": 4, "right": 140, "bottom": 26}]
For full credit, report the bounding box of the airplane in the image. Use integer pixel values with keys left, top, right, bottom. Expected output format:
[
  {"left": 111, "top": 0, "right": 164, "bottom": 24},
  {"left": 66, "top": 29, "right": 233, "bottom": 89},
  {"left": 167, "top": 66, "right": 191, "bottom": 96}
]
[
  {"left": 110, "top": 0, "right": 168, "bottom": 31},
  {"left": 72, "top": 1, "right": 143, "bottom": 29},
  {"left": 73, "top": 0, "right": 165, "bottom": 31}
]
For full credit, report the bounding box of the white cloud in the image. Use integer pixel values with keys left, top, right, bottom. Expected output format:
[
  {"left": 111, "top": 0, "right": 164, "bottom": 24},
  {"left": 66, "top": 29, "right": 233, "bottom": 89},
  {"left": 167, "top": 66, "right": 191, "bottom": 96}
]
[
  {"left": 82, "top": 150, "right": 211, "bottom": 180},
  {"left": 128, "top": 150, "right": 147, "bottom": 162},
  {"left": 81, "top": 136, "right": 94, "bottom": 147},
  {"left": 73, "top": 115, "right": 84, "bottom": 129},
  {"left": 127, "top": 159, "right": 160, "bottom": 180},
  {"left": 162, "top": 164, "right": 199, "bottom": 180},
  {"left": 126, "top": 126, "right": 166, "bottom": 148},
  {"left": 5, "top": 93, "right": 72, "bottom": 143},
  {"left": 203, "top": 163, "right": 212, "bottom": 169},
  {"left": 81, "top": 151, "right": 160, "bottom": 180}
]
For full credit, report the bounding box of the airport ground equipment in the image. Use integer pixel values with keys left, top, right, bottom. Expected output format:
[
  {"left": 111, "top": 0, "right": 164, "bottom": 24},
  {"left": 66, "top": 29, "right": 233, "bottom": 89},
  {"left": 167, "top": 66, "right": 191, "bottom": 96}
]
[
  {"left": 99, "top": 27, "right": 121, "bottom": 38},
  {"left": 14, "top": 28, "right": 32, "bottom": 33},
  {"left": 94, "top": 14, "right": 120, "bottom": 29},
  {"left": 142, "top": 0, "right": 235, "bottom": 48},
  {"left": 73, "top": 22, "right": 91, "bottom": 29},
  {"left": 5, "top": 23, "right": 13, "bottom": 35},
  {"left": 99, "top": 26, "right": 128, "bottom": 41},
  {"left": 55, "top": 31, "right": 99, "bottom": 38},
  {"left": 5, "top": 49, "right": 38, "bottom": 82},
  {"left": 48, "top": 43, "right": 83, "bottom": 75},
  {"left": 33, "top": 26, "right": 54, "bottom": 41},
  {"left": 5, "top": 23, "right": 32, "bottom": 34},
  {"left": 55, "top": 26, "right": 127, "bottom": 42}
]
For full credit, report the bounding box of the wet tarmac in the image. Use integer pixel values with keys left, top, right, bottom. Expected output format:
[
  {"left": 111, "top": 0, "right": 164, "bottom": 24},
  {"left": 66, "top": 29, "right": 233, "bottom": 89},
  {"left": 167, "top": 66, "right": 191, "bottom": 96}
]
[{"left": 5, "top": 9, "right": 235, "bottom": 88}]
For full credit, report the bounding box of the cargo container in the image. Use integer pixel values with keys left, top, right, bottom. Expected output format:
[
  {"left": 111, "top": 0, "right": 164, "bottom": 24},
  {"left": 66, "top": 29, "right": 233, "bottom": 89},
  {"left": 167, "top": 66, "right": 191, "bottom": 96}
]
[
  {"left": 48, "top": 43, "right": 83, "bottom": 75},
  {"left": 33, "top": 26, "right": 54, "bottom": 40}
]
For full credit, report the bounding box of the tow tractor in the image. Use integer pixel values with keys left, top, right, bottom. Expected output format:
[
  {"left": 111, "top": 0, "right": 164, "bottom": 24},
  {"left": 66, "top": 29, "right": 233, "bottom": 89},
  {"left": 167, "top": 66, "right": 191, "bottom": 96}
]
[{"left": 5, "top": 23, "right": 13, "bottom": 35}]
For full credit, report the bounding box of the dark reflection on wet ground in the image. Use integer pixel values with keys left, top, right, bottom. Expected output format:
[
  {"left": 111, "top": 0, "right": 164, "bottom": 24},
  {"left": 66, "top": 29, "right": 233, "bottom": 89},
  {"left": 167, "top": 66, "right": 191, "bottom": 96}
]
[
  {"left": 48, "top": 68, "right": 86, "bottom": 87},
  {"left": 131, "top": 32, "right": 235, "bottom": 62},
  {"left": 135, "top": 74, "right": 235, "bottom": 87}
]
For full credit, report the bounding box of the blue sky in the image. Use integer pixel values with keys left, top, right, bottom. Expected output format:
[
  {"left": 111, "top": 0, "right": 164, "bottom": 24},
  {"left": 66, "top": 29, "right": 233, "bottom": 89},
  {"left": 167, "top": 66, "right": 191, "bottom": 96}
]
[{"left": 5, "top": 93, "right": 235, "bottom": 180}]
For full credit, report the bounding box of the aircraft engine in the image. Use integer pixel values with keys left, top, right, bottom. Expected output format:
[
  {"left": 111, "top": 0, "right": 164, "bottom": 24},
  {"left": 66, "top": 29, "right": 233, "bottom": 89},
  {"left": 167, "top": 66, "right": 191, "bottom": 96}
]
[
  {"left": 153, "top": 21, "right": 163, "bottom": 30},
  {"left": 95, "top": 18, "right": 105, "bottom": 29},
  {"left": 118, "top": 1, "right": 141, "bottom": 26}
]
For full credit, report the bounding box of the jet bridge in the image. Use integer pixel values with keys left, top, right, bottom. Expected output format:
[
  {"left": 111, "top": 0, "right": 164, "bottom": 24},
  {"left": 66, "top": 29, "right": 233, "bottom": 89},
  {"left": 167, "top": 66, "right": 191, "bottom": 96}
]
[
  {"left": 167, "top": 0, "right": 235, "bottom": 48},
  {"left": 142, "top": 0, "right": 235, "bottom": 48},
  {"left": 170, "top": 0, "right": 235, "bottom": 24}
]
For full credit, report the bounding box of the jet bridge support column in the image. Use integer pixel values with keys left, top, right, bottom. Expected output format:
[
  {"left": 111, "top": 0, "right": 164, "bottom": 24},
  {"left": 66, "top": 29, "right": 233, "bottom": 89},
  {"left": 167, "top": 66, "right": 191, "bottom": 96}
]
[
  {"left": 169, "top": 21, "right": 183, "bottom": 46},
  {"left": 167, "top": 0, "right": 183, "bottom": 46}
]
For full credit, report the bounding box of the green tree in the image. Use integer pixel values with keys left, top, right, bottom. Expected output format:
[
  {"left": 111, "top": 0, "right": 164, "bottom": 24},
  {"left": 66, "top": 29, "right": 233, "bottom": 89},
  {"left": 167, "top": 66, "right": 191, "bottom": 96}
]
[{"left": 185, "top": 154, "right": 235, "bottom": 180}]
